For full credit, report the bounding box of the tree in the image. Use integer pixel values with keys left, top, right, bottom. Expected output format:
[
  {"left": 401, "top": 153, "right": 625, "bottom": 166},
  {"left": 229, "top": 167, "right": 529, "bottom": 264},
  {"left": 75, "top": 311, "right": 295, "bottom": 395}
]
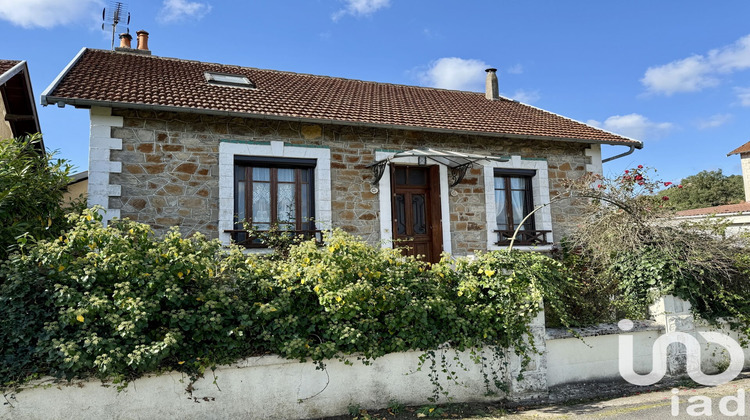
[
  {"left": 558, "top": 166, "right": 750, "bottom": 332},
  {"left": 661, "top": 170, "right": 744, "bottom": 210},
  {"left": 0, "top": 134, "right": 76, "bottom": 260}
]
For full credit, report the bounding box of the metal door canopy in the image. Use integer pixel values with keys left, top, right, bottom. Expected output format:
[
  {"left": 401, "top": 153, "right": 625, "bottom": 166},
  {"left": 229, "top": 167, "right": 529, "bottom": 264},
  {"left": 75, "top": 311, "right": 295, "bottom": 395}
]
[{"left": 368, "top": 148, "right": 510, "bottom": 187}]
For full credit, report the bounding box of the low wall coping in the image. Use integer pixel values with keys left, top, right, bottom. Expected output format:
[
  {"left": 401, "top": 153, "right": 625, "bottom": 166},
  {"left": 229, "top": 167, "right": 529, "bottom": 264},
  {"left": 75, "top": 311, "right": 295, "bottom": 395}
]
[{"left": 546, "top": 320, "right": 662, "bottom": 340}]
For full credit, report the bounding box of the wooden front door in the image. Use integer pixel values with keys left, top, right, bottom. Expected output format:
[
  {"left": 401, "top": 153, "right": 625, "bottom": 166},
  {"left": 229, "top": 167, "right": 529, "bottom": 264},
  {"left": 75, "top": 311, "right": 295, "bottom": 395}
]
[{"left": 391, "top": 165, "right": 443, "bottom": 263}]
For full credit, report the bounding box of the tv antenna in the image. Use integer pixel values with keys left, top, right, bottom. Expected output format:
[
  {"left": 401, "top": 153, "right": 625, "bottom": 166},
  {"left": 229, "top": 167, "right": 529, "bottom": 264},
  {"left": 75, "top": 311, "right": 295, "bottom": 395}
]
[{"left": 102, "top": 2, "right": 130, "bottom": 50}]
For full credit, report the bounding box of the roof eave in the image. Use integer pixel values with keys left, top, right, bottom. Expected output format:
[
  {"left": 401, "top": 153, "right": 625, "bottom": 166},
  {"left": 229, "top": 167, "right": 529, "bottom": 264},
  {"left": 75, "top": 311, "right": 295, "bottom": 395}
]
[
  {"left": 41, "top": 96, "right": 643, "bottom": 149},
  {"left": 40, "top": 47, "right": 88, "bottom": 107},
  {"left": 1, "top": 60, "right": 43, "bottom": 147}
]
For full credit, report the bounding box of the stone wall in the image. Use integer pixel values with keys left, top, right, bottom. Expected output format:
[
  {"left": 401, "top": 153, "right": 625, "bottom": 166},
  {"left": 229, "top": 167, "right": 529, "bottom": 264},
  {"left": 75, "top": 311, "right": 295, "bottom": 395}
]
[{"left": 108, "top": 108, "right": 594, "bottom": 254}]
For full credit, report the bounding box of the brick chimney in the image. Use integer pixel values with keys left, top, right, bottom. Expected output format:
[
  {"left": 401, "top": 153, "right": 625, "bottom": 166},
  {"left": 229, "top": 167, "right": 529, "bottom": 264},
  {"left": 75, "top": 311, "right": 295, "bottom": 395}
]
[
  {"left": 728, "top": 141, "right": 750, "bottom": 202},
  {"left": 485, "top": 68, "right": 499, "bottom": 100},
  {"left": 118, "top": 32, "right": 132, "bottom": 49},
  {"left": 136, "top": 30, "right": 150, "bottom": 53}
]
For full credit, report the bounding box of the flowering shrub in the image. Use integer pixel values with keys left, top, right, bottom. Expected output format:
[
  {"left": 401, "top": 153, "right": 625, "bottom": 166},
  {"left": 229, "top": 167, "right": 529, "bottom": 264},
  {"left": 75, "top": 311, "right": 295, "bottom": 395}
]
[{"left": 1, "top": 210, "right": 573, "bottom": 397}]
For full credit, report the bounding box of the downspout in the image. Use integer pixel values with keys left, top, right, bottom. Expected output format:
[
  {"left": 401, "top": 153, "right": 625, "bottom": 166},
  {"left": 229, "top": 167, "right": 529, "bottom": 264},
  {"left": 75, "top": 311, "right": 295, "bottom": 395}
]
[{"left": 602, "top": 145, "right": 636, "bottom": 163}]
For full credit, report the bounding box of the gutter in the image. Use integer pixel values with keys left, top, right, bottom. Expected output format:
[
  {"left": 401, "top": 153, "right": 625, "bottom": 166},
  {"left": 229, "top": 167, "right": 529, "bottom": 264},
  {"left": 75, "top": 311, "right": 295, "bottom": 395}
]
[{"left": 602, "top": 145, "right": 637, "bottom": 163}]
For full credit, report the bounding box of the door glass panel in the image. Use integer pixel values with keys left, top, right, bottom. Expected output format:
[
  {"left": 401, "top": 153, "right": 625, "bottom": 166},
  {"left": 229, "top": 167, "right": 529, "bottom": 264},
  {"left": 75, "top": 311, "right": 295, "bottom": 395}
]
[
  {"left": 252, "top": 182, "right": 271, "bottom": 223},
  {"left": 395, "top": 194, "right": 406, "bottom": 235},
  {"left": 495, "top": 190, "right": 507, "bottom": 230},
  {"left": 408, "top": 168, "right": 426, "bottom": 185},
  {"left": 252, "top": 167, "right": 270, "bottom": 182},
  {"left": 412, "top": 194, "right": 427, "bottom": 234},
  {"left": 394, "top": 167, "right": 406, "bottom": 185}
]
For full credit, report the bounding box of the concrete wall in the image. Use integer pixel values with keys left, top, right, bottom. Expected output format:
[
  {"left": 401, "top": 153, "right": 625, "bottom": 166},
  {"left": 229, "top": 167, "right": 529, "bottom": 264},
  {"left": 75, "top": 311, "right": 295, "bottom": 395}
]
[
  {"left": 546, "top": 326, "right": 661, "bottom": 387},
  {"left": 101, "top": 107, "right": 598, "bottom": 256},
  {"left": 2, "top": 347, "right": 538, "bottom": 420}
]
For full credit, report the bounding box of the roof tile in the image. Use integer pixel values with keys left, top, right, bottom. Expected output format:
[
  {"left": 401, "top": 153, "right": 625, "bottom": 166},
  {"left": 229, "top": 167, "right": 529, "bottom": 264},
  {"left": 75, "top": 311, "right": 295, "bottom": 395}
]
[
  {"left": 47, "top": 49, "right": 641, "bottom": 146},
  {"left": 728, "top": 141, "right": 750, "bottom": 156},
  {"left": 676, "top": 202, "right": 750, "bottom": 217}
]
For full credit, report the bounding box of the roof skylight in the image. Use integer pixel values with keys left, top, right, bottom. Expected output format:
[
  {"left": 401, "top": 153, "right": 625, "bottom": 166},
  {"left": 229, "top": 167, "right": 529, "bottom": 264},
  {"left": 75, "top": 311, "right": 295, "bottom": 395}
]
[{"left": 204, "top": 72, "right": 255, "bottom": 88}]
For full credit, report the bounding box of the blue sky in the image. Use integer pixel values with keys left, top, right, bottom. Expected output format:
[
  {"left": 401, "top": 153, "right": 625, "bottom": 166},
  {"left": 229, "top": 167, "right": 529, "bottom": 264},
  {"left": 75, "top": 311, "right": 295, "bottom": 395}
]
[{"left": 2, "top": 0, "right": 749, "bottom": 183}]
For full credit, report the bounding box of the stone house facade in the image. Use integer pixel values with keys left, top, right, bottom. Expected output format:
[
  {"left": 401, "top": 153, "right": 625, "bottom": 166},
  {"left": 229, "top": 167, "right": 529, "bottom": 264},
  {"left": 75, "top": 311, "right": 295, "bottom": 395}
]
[{"left": 42, "top": 42, "right": 642, "bottom": 260}]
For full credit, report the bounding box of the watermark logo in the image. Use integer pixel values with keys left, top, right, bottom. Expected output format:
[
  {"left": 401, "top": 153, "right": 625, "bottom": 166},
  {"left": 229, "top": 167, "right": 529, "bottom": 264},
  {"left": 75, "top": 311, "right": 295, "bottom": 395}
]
[
  {"left": 617, "top": 318, "right": 745, "bottom": 387},
  {"left": 670, "top": 387, "right": 746, "bottom": 417}
]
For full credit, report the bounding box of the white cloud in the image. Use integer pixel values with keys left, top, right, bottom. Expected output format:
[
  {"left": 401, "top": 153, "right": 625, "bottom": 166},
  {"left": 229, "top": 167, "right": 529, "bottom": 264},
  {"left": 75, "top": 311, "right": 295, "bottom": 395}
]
[
  {"left": 696, "top": 113, "right": 732, "bottom": 129},
  {"left": 0, "top": 0, "right": 101, "bottom": 29},
  {"left": 509, "top": 89, "right": 540, "bottom": 104},
  {"left": 735, "top": 87, "right": 750, "bottom": 106},
  {"left": 158, "top": 0, "right": 211, "bottom": 24},
  {"left": 586, "top": 114, "right": 673, "bottom": 141},
  {"left": 642, "top": 34, "right": 750, "bottom": 95},
  {"left": 332, "top": 0, "right": 389, "bottom": 21},
  {"left": 418, "top": 57, "right": 489, "bottom": 91},
  {"left": 506, "top": 64, "right": 523, "bottom": 75}
]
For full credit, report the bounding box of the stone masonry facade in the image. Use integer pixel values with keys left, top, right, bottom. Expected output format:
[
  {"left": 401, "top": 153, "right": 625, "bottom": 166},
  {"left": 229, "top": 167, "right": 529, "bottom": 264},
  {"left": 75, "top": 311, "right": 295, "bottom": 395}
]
[{"left": 109, "top": 108, "right": 594, "bottom": 255}]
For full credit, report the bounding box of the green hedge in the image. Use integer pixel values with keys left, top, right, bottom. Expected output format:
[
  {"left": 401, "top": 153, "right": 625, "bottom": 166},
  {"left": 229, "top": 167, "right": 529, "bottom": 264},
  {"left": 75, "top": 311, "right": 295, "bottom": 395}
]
[{"left": 0, "top": 209, "right": 573, "bottom": 390}]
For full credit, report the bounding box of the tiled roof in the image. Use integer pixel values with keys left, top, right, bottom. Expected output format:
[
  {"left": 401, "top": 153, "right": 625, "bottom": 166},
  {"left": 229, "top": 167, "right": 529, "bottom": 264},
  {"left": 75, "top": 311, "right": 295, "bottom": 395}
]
[
  {"left": 728, "top": 141, "right": 750, "bottom": 156},
  {"left": 0, "top": 60, "right": 21, "bottom": 76},
  {"left": 43, "top": 49, "right": 642, "bottom": 147},
  {"left": 676, "top": 202, "right": 750, "bottom": 217}
]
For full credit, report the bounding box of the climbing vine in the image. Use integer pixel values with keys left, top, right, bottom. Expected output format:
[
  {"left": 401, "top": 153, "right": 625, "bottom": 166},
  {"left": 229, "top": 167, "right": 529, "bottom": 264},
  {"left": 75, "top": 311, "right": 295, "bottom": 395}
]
[{"left": 0, "top": 209, "right": 573, "bottom": 399}]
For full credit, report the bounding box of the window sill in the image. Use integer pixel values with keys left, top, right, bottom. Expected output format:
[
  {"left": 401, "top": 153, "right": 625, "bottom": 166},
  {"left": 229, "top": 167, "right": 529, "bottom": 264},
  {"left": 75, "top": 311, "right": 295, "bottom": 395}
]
[{"left": 487, "top": 244, "right": 554, "bottom": 252}]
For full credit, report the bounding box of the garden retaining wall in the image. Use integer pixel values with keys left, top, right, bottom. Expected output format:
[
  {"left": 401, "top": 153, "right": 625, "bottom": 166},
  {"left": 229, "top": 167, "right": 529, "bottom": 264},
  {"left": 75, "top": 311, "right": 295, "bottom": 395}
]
[{"left": 3, "top": 296, "right": 749, "bottom": 419}]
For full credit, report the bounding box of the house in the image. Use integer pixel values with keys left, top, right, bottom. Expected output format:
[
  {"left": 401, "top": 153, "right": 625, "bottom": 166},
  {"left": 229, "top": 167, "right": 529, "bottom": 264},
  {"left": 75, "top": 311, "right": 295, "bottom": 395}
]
[
  {"left": 41, "top": 32, "right": 642, "bottom": 261},
  {"left": 63, "top": 171, "right": 89, "bottom": 205},
  {"left": 0, "top": 60, "right": 42, "bottom": 147},
  {"left": 675, "top": 141, "right": 750, "bottom": 235}
]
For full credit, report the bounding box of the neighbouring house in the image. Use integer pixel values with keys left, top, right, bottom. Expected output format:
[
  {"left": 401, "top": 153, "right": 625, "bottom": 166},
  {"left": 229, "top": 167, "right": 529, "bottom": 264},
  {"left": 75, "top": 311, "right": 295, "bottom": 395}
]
[
  {"left": 41, "top": 33, "right": 642, "bottom": 261},
  {"left": 675, "top": 141, "right": 750, "bottom": 235},
  {"left": 0, "top": 60, "right": 42, "bottom": 147},
  {"left": 63, "top": 171, "right": 89, "bottom": 205}
]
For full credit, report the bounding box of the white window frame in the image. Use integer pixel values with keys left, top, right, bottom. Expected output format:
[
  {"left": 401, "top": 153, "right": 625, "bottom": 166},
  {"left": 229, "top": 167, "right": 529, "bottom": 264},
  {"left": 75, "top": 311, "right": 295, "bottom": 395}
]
[
  {"left": 219, "top": 140, "right": 332, "bottom": 246},
  {"left": 484, "top": 156, "right": 553, "bottom": 251},
  {"left": 375, "top": 151, "right": 452, "bottom": 255}
]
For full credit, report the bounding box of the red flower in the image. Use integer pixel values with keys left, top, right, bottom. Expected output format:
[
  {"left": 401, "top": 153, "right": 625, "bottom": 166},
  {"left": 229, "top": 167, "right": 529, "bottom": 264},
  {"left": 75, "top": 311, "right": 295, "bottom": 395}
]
[
  {"left": 638, "top": 181, "right": 645, "bottom": 185},
  {"left": 637, "top": 165, "right": 643, "bottom": 169},
  {"left": 624, "top": 170, "right": 629, "bottom": 174},
  {"left": 678, "top": 184, "right": 683, "bottom": 188},
  {"left": 597, "top": 184, "right": 603, "bottom": 189},
  {"left": 662, "top": 196, "right": 669, "bottom": 201},
  {"left": 664, "top": 182, "right": 672, "bottom": 186},
  {"left": 635, "top": 175, "right": 643, "bottom": 181}
]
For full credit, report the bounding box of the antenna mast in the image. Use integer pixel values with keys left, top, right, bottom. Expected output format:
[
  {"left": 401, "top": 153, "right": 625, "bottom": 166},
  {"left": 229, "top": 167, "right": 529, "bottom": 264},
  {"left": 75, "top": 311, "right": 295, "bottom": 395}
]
[{"left": 102, "top": 2, "right": 131, "bottom": 50}]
